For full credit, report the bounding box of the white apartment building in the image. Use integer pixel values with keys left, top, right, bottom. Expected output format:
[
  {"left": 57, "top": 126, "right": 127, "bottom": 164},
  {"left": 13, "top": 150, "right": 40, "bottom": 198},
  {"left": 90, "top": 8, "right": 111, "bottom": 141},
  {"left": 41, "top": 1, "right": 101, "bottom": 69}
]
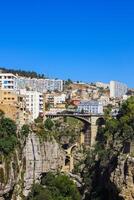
[
  {"left": 77, "top": 100, "right": 103, "bottom": 114},
  {"left": 17, "top": 77, "right": 63, "bottom": 92},
  {"left": 0, "top": 73, "right": 17, "bottom": 90},
  {"left": 96, "top": 82, "right": 109, "bottom": 89},
  {"left": 20, "top": 89, "right": 43, "bottom": 120},
  {"left": 44, "top": 79, "right": 63, "bottom": 92},
  {"left": 54, "top": 94, "right": 66, "bottom": 106},
  {"left": 110, "top": 81, "right": 127, "bottom": 98}
]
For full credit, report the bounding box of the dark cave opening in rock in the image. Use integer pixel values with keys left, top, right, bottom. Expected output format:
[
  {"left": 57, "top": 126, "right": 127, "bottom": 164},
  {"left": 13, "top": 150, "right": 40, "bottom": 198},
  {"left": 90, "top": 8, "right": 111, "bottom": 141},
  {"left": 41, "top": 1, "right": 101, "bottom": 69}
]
[
  {"left": 65, "top": 156, "right": 70, "bottom": 166},
  {"left": 62, "top": 143, "right": 69, "bottom": 149}
]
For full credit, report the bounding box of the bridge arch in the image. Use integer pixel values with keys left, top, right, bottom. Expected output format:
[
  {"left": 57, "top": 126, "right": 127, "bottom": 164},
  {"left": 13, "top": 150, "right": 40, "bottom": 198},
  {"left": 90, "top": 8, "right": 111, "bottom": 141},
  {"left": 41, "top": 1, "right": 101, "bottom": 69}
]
[
  {"left": 96, "top": 117, "right": 105, "bottom": 126},
  {"left": 65, "top": 143, "right": 78, "bottom": 155},
  {"left": 45, "top": 113, "right": 105, "bottom": 146},
  {"left": 45, "top": 114, "right": 91, "bottom": 125}
]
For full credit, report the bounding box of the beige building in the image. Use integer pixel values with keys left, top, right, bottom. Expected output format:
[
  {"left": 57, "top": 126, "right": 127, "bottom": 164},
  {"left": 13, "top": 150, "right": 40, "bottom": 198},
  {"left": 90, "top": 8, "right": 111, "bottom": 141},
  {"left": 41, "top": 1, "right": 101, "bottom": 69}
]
[
  {"left": 44, "top": 92, "right": 66, "bottom": 110},
  {"left": 0, "top": 90, "right": 30, "bottom": 126},
  {"left": 0, "top": 90, "right": 18, "bottom": 103}
]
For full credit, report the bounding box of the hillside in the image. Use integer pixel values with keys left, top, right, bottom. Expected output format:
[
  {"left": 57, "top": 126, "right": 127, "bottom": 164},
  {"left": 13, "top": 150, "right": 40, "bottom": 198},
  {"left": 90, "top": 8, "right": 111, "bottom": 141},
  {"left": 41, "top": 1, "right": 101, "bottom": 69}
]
[
  {"left": 0, "top": 97, "right": 134, "bottom": 200},
  {"left": 0, "top": 67, "right": 46, "bottom": 79}
]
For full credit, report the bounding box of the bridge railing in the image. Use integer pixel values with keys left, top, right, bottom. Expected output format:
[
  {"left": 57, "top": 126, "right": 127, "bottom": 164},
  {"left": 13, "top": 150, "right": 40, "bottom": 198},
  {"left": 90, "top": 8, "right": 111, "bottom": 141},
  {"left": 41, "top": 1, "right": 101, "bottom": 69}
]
[{"left": 45, "top": 113, "right": 104, "bottom": 117}]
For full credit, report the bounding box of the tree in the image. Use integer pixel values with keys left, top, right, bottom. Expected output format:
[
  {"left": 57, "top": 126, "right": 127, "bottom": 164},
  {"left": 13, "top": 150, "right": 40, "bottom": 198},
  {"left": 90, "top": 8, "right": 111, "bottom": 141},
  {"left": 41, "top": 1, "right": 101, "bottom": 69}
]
[
  {"left": 44, "top": 119, "right": 54, "bottom": 130},
  {"left": 104, "top": 104, "right": 112, "bottom": 120},
  {"left": 28, "top": 173, "right": 81, "bottom": 200},
  {"left": 0, "top": 67, "right": 47, "bottom": 79},
  {"left": 0, "top": 118, "right": 17, "bottom": 137},
  {"left": 65, "top": 79, "right": 73, "bottom": 86},
  {"left": 27, "top": 184, "right": 53, "bottom": 200},
  {"left": 34, "top": 116, "right": 43, "bottom": 124},
  {"left": 21, "top": 124, "right": 30, "bottom": 137},
  {"left": 0, "top": 117, "right": 18, "bottom": 155}
]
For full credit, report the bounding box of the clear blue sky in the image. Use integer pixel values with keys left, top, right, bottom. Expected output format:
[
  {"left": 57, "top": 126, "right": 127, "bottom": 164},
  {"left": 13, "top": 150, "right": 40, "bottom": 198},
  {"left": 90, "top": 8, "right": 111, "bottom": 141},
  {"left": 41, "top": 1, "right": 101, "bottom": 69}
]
[{"left": 0, "top": 0, "right": 134, "bottom": 87}]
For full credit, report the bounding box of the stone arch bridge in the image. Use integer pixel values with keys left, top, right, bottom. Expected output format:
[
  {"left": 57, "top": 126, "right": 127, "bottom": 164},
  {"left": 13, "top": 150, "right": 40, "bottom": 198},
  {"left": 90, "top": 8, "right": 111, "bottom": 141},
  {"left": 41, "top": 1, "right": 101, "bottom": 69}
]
[{"left": 45, "top": 113, "right": 105, "bottom": 147}]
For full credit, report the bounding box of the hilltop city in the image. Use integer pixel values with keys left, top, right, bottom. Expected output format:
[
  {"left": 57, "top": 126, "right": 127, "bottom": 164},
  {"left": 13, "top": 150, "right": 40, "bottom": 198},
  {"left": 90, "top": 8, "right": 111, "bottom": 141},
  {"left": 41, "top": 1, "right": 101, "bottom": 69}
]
[
  {"left": 0, "top": 67, "right": 134, "bottom": 200},
  {"left": 0, "top": 67, "right": 132, "bottom": 126}
]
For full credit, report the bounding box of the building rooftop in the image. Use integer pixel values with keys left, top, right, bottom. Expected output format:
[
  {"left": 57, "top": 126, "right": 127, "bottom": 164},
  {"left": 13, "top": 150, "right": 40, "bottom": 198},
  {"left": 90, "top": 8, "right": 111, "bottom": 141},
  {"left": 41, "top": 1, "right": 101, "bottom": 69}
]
[{"left": 79, "top": 100, "right": 101, "bottom": 106}]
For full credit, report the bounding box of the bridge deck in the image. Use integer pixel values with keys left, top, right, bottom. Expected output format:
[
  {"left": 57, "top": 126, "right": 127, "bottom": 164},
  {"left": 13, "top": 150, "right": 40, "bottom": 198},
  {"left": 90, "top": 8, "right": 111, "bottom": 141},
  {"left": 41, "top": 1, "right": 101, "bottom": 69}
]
[{"left": 45, "top": 113, "right": 104, "bottom": 117}]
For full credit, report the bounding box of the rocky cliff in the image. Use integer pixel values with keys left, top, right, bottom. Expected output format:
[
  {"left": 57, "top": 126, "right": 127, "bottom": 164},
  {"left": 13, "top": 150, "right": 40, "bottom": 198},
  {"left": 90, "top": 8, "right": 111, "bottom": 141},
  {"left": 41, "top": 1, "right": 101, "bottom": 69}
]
[
  {"left": 111, "top": 155, "right": 134, "bottom": 200},
  {"left": 23, "top": 133, "right": 65, "bottom": 196},
  {"left": 0, "top": 134, "right": 134, "bottom": 200},
  {"left": 0, "top": 133, "right": 65, "bottom": 199}
]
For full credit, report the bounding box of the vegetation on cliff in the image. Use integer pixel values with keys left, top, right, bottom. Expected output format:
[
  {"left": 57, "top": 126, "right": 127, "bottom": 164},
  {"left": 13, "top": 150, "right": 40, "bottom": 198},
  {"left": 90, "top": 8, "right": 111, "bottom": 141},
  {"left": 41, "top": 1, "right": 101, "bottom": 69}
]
[
  {"left": 81, "top": 96, "right": 134, "bottom": 200},
  {"left": 0, "top": 111, "right": 30, "bottom": 187},
  {"left": 0, "top": 67, "right": 46, "bottom": 79},
  {"left": 27, "top": 173, "right": 81, "bottom": 200},
  {"left": 34, "top": 116, "right": 84, "bottom": 146},
  {"left": 0, "top": 97, "right": 134, "bottom": 200},
  {"left": 0, "top": 111, "right": 18, "bottom": 155}
]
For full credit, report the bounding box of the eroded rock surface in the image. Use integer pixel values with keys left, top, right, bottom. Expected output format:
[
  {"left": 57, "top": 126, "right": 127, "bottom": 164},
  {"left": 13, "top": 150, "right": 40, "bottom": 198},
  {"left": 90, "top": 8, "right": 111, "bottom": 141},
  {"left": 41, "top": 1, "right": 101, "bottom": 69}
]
[
  {"left": 23, "top": 133, "right": 65, "bottom": 196},
  {"left": 0, "top": 133, "right": 65, "bottom": 199},
  {"left": 111, "top": 155, "right": 134, "bottom": 200}
]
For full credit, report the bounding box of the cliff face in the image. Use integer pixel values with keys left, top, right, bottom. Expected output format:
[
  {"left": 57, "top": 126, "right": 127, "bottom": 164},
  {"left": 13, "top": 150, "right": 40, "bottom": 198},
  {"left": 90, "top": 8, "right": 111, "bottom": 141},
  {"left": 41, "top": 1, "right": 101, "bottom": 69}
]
[
  {"left": 23, "top": 133, "right": 65, "bottom": 196},
  {"left": 0, "top": 148, "right": 21, "bottom": 199},
  {"left": 111, "top": 155, "right": 134, "bottom": 200},
  {"left": 0, "top": 133, "right": 65, "bottom": 199},
  {"left": 0, "top": 158, "right": 16, "bottom": 197},
  {"left": 0, "top": 133, "right": 134, "bottom": 200}
]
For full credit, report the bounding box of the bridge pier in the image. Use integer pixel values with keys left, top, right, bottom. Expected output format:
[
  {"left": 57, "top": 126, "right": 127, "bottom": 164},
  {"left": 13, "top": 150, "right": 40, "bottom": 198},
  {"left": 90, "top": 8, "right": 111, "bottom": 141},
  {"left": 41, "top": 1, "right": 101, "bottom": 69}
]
[
  {"left": 83, "top": 124, "right": 91, "bottom": 146},
  {"left": 90, "top": 116, "right": 99, "bottom": 146}
]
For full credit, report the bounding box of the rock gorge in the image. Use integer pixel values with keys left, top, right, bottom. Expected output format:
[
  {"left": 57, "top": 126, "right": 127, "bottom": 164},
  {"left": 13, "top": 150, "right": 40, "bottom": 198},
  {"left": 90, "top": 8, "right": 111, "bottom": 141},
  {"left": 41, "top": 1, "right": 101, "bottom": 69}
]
[
  {"left": 0, "top": 95, "right": 134, "bottom": 200},
  {"left": 0, "top": 133, "right": 65, "bottom": 199},
  {"left": 0, "top": 132, "right": 134, "bottom": 200}
]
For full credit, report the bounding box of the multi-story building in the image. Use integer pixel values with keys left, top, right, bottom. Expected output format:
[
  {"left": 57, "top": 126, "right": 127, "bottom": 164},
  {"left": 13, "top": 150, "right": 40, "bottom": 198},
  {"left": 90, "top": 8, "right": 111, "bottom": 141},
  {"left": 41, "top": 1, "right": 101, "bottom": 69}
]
[
  {"left": 17, "top": 77, "right": 63, "bottom": 92},
  {"left": 0, "top": 89, "right": 18, "bottom": 103},
  {"left": 0, "top": 73, "right": 17, "bottom": 90},
  {"left": 44, "top": 93, "right": 55, "bottom": 108},
  {"left": 44, "top": 79, "right": 63, "bottom": 92},
  {"left": 44, "top": 93, "right": 66, "bottom": 110},
  {"left": 96, "top": 82, "right": 109, "bottom": 89},
  {"left": 54, "top": 94, "right": 66, "bottom": 106},
  {"left": 0, "top": 89, "right": 29, "bottom": 126},
  {"left": 110, "top": 81, "right": 128, "bottom": 98},
  {"left": 20, "top": 89, "right": 44, "bottom": 120},
  {"left": 77, "top": 100, "right": 103, "bottom": 114}
]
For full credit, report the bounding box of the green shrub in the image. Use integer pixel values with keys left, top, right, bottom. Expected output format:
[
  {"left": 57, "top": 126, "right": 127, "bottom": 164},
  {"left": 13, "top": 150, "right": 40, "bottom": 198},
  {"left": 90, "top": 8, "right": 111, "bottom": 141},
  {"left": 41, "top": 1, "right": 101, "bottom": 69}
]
[
  {"left": 44, "top": 119, "right": 54, "bottom": 130},
  {"left": 28, "top": 173, "right": 81, "bottom": 200},
  {"left": 0, "top": 117, "right": 18, "bottom": 155}
]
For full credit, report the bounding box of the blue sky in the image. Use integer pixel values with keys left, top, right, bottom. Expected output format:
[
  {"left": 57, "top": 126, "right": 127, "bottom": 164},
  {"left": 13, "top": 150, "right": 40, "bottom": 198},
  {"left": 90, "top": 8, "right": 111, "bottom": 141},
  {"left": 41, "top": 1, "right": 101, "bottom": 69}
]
[{"left": 0, "top": 0, "right": 134, "bottom": 87}]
